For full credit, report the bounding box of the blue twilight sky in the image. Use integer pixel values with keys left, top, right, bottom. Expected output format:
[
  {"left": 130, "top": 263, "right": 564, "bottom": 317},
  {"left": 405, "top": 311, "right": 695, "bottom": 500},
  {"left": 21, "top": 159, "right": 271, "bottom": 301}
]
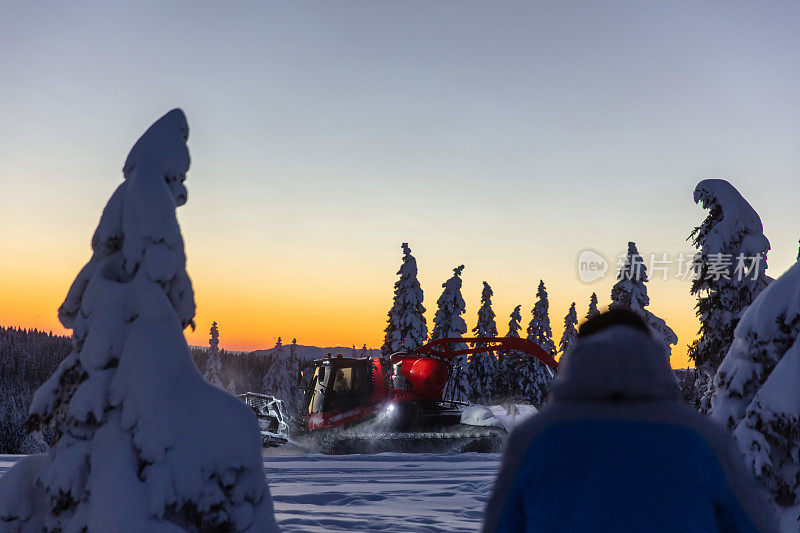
[{"left": 1, "top": 2, "right": 800, "bottom": 364}]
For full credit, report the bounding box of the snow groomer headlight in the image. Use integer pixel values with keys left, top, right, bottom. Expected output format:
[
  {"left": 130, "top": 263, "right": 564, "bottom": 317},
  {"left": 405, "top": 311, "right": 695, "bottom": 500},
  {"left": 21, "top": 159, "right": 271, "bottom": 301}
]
[{"left": 377, "top": 402, "right": 397, "bottom": 423}]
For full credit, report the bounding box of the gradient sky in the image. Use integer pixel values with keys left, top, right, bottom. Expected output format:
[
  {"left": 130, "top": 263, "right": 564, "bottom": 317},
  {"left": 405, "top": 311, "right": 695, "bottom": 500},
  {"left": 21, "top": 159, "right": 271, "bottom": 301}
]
[{"left": 2, "top": 2, "right": 800, "bottom": 368}]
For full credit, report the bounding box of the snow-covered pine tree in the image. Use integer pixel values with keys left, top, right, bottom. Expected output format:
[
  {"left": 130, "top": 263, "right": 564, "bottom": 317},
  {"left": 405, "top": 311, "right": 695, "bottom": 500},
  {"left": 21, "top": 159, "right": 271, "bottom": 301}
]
[
  {"left": 610, "top": 242, "right": 678, "bottom": 360},
  {"left": 262, "top": 337, "right": 290, "bottom": 403},
  {"left": 381, "top": 243, "right": 428, "bottom": 356},
  {"left": 0, "top": 109, "right": 276, "bottom": 531},
  {"left": 610, "top": 243, "right": 649, "bottom": 313},
  {"left": 226, "top": 377, "right": 236, "bottom": 395},
  {"left": 497, "top": 305, "right": 523, "bottom": 400},
  {"left": 689, "top": 179, "right": 771, "bottom": 411},
  {"left": 678, "top": 368, "right": 698, "bottom": 407},
  {"left": 467, "top": 281, "right": 499, "bottom": 403},
  {"left": 360, "top": 344, "right": 369, "bottom": 357},
  {"left": 527, "top": 281, "right": 557, "bottom": 354},
  {"left": 283, "top": 338, "right": 301, "bottom": 416},
  {"left": 203, "top": 321, "right": 223, "bottom": 389},
  {"left": 520, "top": 281, "right": 556, "bottom": 407},
  {"left": 210, "top": 321, "right": 220, "bottom": 351},
  {"left": 559, "top": 302, "right": 578, "bottom": 357},
  {"left": 586, "top": 292, "right": 600, "bottom": 320},
  {"left": 710, "top": 262, "right": 800, "bottom": 514},
  {"left": 432, "top": 266, "right": 470, "bottom": 402}
]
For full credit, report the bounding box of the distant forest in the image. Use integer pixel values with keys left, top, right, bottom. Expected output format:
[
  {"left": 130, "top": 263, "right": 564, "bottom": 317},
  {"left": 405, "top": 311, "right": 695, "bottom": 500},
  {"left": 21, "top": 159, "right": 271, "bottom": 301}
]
[
  {"left": 190, "top": 346, "right": 277, "bottom": 395},
  {"left": 0, "top": 325, "right": 700, "bottom": 454},
  {"left": 0, "top": 325, "right": 285, "bottom": 454}
]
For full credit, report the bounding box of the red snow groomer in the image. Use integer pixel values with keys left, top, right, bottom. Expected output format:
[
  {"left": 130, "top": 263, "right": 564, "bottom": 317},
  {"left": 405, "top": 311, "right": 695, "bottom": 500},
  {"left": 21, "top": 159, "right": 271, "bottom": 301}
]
[{"left": 301, "top": 337, "right": 558, "bottom": 454}]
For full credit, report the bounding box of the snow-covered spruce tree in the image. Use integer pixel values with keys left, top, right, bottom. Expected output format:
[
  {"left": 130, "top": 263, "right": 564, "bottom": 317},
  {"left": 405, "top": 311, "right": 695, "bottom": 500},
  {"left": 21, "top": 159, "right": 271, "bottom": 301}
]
[
  {"left": 689, "top": 179, "right": 771, "bottom": 412},
  {"left": 497, "top": 305, "right": 523, "bottom": 400},
  {"left": 520, "top": 281, "right": 556, "bottom": 407},
  {"left": 381, "top": 243, "right": 428, "bottom": 356},
  {"left": 610, "top": 242, "right": 649, "bottom": 313},
  {"left": 527, "top": 281, "right": 557, "bottom": 354},
  {"left": 711, "top": 262, "right": 800, "bottom": 512},
  {"left": 559, "top": 302, "right": 578, "bottom": 357},
  {"left": 467, "top": 281, "right": 499, "bottom": 404},
  {"left": 261, "top": 336, "right": 301, "bottom": 415},
  {"left": 203, "top": 321, "right": 223, "bottom": 389},
  {"left": 0, "top": 110, "right": 277, "bottom": 531},
  {"left": 432, "top": 266, "right": 470, "bottom": 402},
  {"left": 283, "top": 338, "right": 302, "bottom": 416},
  {"left": 210, "top": 320, "right": 220, "bottom": 351},
  {"left": 610, "top": 242, "right": 678, "bottom": 360},
  {"left": 262, "top": 337, "right": 289, "bottom": 401},
  {"left": 678, "top": 369, "right": 698, "bottom": 407},
  {"left": 586, "top": 292, "right": 600, "bottom": 320}
]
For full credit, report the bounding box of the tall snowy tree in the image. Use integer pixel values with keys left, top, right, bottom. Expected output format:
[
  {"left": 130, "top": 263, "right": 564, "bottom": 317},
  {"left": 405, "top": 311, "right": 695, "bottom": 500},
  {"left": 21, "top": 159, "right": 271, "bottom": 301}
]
[
  {"left": 381, "top": 243, "right": 428, "bottom": 355},
  {"left": 710, "top": 262, "right": 800, "bottom": 514},
  {"left": 209, "top": 321, "right": 220, "bottom": 351},
  {"left": 520, "top": 281, "right": 556, "bottom": 406},
  {"left": 262, "top": 337, "right": 290, "bottom": 402},
  {"left": 497, "top": 305, "right": 523, "bottom": 400},
  {"left": 689, "top": 179, "right": 771, "bottom": 411},
  {"left": 467, "top": 281, "right": 499, "bottom": 403},
  {"left": 586, "top": 292, "right": 600, "bottom": 320},
  {"left": 610, "top": 242, "right": 678, "bottom": 360},
  {"left": 0, "top": 110, "right": 276, "bottom": 531},
  {"left": 284, "top": 338, "right": 302, "bottom": 416},
  {"left": 527, "top": 281, "right": 557, "bottom": 355},
  {"left": 610, "top": 243, "right": 649, "bottom": 313},
  {"left": 559, "top": 302, "right": 578, "bottom": 357},
  {"left": 432, "top": 266, "right": 470, "bottom": 402},
  {"left": 203, "top": 321, "right": 223, "bottom": 389}
]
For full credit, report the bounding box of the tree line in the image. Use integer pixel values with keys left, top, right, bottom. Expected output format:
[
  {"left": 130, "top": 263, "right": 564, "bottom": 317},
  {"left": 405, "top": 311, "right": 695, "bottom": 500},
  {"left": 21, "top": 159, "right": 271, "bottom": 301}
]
[{"left": 380, "top": 241, "right": 678, "bottom": 408}]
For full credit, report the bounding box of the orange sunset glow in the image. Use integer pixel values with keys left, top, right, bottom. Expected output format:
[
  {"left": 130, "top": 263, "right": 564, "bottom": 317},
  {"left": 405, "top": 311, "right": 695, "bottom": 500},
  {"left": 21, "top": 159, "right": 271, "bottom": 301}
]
[{"left": 2, "top": 231, "right": 704, "bottom": 367}]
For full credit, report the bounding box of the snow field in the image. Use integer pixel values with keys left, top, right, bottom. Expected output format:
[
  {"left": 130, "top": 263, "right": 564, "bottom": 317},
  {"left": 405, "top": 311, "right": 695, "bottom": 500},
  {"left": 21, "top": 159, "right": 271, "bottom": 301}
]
[
  {"left": 265, "top": 452, "right": 500, "bottom": 532},
  {"left": 1, "top": 453, "right": 501, "bottom": 532}
]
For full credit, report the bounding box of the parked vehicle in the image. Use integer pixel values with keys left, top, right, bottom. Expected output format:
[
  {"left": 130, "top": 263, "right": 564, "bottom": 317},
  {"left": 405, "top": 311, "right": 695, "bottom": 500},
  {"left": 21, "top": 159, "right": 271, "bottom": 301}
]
[{"left": 238, "top": 392, "right": 290, "bottom": 447}]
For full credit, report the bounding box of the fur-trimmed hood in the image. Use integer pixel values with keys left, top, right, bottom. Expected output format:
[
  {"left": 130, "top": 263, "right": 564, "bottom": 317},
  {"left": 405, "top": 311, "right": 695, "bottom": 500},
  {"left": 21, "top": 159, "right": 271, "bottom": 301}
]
[{"left": 550, "top": 325, "right": 680, "bottom": 402}]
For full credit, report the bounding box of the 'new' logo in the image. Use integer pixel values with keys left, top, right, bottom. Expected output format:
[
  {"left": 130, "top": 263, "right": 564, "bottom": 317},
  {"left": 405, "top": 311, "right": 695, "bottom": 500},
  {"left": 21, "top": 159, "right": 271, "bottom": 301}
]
[{"left": 577, "top": 249, "right": 608, "bottom": 283}]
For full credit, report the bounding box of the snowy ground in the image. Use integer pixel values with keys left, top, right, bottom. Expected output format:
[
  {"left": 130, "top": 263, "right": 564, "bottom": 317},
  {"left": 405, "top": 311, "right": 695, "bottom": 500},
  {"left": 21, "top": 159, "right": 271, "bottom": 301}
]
[
  {"left": 267, "top": 451, "right": 500, "bottom": 531},
  {"left": 1, "top": 452, "right": 501, "bottom": 532}
]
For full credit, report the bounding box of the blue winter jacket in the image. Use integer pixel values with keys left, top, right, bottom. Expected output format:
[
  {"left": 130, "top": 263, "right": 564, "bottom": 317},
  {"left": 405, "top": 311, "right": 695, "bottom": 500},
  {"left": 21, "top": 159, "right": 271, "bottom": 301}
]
[{"left": 482, "top": 326, "right": 778, "bottom": 533}]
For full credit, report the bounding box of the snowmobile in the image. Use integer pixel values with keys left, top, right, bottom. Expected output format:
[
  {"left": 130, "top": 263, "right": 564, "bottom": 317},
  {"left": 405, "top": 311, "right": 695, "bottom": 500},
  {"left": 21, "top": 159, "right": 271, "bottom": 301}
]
[
  {"left": 301, "top": 337, "right": 558, "bottom": 454},
  {"left": 238, "top": 392, "right": 291, "bottom": 447}
]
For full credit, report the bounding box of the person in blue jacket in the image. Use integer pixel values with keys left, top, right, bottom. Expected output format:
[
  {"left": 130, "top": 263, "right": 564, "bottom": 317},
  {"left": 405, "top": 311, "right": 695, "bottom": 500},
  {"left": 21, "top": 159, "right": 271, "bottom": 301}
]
[{"left": 483, "top": 310, "right": 777, "bottom": 533}]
